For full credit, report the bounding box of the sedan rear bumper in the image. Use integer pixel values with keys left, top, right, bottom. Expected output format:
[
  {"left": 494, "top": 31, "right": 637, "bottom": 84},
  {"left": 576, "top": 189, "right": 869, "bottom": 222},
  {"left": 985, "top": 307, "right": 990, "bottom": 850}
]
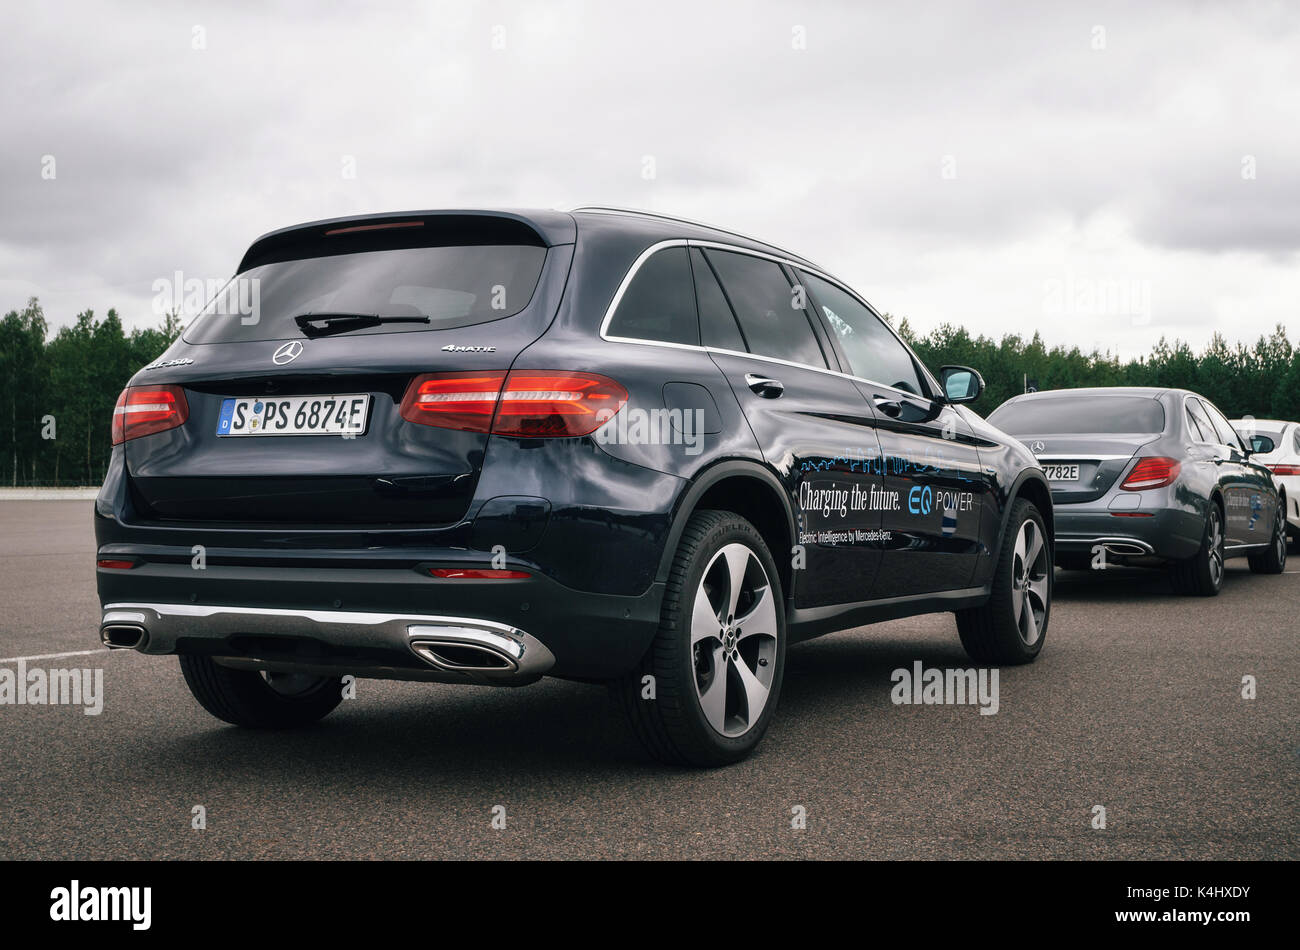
[{"left": 1051, "top": 504, "right": 1204, "bottom": 562}]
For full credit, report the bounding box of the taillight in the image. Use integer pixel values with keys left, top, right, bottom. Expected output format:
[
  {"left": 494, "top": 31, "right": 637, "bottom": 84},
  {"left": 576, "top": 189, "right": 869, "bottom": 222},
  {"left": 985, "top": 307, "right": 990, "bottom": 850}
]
[
  {"left": 399, "top": 372, "right": 507, "bottom": 432},
  {"left": 493, "top": 371, "right": 628, "bottom": 437},
  {"left": 1266, "top": 464, "right": 1300, "bottom": 476},
  {"left": 111, "top": 385, "right": 189, "bottom": 445},
  {"left": 1120, "top": 457, "right": 1181, "bottom": 491},
  {"left": 399, "top": 371, "right": 627, "bottom": 438}
]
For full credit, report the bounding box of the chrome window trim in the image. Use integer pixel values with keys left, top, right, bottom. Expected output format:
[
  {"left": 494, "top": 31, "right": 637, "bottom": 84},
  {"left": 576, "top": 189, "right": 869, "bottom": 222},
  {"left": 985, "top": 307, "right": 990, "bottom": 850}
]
[{"left": 598, "top": 239, "right": 942, "bottom": 403}]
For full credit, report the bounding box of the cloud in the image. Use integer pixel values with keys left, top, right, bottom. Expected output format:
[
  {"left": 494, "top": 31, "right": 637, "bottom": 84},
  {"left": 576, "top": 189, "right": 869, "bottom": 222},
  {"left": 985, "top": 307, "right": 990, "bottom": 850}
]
[{"left": 1, "top": 0, "right": 1297, "bottom": 357}]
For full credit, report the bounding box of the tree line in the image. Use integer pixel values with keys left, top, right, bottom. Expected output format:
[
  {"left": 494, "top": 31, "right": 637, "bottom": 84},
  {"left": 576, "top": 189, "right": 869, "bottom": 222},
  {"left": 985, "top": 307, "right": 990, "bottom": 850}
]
[
  {"left": 0, "top": 299, "right": 183, "bottom": 487},
  {"left": 894, "top": 317, "right": 1300, "bottom": 424},
  {"left": 0, "top": 297, "right": 1297, "bottom": 486}
]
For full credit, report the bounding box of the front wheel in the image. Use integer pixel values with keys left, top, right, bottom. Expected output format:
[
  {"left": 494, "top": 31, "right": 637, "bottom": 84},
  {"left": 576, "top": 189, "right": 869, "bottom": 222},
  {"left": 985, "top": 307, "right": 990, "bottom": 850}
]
[
  {"left": 955, "top": 498, "right": 1051, "bottom": 664},
  {"left": 616, "top": 510, "right": 786, "bottom": 767},
  {"left": 179, "top": 655, "right": 345, "bottom": 728}
]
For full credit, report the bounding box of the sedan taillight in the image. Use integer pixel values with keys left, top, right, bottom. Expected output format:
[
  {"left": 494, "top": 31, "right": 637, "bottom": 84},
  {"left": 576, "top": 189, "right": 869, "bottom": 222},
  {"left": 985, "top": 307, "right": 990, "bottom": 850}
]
[
  {"left": 1266, "top": 464, "right": 1300, "bottom": 476},
  {"left": 1120, "top": 456, "right": 1181, "bottom": 491},
  {"left": 111, "top": 385, "right": 189, "bottom": 445},
  {"left": 399, "top": 371, "right": 627, "bottom": 437}
]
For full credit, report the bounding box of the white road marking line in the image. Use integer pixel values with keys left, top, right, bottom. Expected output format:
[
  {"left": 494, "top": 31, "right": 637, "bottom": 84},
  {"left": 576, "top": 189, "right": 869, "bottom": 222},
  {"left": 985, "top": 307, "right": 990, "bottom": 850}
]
[{"left": 0, "top": 648, "right": 112, "bottom": 664}]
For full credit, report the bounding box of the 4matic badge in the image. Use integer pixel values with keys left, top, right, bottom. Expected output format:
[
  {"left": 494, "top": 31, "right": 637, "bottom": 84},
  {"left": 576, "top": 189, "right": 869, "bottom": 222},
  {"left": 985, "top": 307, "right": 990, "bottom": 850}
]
[
  {"left": 442, "top": 344, "right": 496, "bottom": 353},
  {"left": 142, "top": 358, "right": 194, "bottom": 371}
]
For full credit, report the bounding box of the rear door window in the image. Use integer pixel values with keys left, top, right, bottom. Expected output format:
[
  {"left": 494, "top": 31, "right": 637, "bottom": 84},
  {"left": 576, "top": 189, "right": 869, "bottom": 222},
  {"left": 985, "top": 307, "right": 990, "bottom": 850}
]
[
  {"left": 704, "top": 249, "right": 826, "bottom": 368},
  {"left": 690, "top": 248, "right": 746, "bottom": 352},
  {"left": 1198, "top": 398, "right": 1245, "bottom": 450},
  {"left": 605, "top": 246, "right": 699, "bottom": 345},
  {"left": 1185, "top": 398, "right": 1216, "bottom": 443}
]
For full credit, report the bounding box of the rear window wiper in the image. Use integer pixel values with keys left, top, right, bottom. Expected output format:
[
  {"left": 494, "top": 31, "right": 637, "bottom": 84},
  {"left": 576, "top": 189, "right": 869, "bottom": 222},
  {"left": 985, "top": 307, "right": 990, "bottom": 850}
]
[{"left": 292, "top": 312, "right": 430, "bottom": 338}]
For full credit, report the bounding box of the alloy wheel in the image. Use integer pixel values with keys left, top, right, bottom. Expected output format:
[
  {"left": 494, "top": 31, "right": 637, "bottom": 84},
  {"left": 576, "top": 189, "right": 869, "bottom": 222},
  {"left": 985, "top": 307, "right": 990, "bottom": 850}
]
[
  {"left": 1011, "top": 518, "right": 1050, "bottom": 647},
  {"left": 1275, "top": 508, "right": 1288, "bottom": 566},
  {"left": 690, "top": 543, "right": 779, "bottom": 738},
  {"left": 1207, "top": 508, "right": 1224, "bottom": 586}
]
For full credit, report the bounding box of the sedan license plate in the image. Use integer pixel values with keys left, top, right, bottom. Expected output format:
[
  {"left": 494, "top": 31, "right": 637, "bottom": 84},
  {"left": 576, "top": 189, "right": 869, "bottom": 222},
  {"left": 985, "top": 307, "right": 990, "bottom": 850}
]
[
  {"left": 1042, "top": 464, "right": 1080, "bottom": 482},
  {"left": 217, "top": 394, "right": 370, "bottom": 437}
]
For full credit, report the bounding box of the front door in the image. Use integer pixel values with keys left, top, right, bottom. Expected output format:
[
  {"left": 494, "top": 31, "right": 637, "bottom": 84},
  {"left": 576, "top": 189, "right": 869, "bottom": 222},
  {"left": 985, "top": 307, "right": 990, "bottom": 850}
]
[{"left": 797, "top": 270, "right": 985, "bottom": 598}]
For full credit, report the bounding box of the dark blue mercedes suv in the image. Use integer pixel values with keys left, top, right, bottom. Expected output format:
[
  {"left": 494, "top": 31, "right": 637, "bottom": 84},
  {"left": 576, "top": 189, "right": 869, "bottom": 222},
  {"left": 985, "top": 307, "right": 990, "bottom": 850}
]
[{"left": 95, "top": 207, "right": 1054, "bottom": 765}]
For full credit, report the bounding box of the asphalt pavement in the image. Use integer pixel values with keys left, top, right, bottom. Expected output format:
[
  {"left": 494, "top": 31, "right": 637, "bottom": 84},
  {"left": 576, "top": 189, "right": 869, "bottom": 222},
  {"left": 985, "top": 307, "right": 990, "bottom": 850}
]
[{"left": 1, "top": 500, "right": 1295, "bottom": 859}]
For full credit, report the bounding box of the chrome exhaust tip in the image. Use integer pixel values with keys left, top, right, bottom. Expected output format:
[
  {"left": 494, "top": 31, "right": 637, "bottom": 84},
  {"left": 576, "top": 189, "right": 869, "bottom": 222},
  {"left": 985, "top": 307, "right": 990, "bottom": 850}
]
[
  {"left": 406, "top": 620, "right": 554, "bottom": 678},
  {"left": 409, "top": 640, "right": 518, "bottom": 672},
  {"left": 101, "top": 622, "right": 148, "bottom": 650},
  {"left": 1102, "top": 541, "right": 1152, "bottom": 557},
  {"left": 100, "top": 608, "right": 150, "bottom": 650}
]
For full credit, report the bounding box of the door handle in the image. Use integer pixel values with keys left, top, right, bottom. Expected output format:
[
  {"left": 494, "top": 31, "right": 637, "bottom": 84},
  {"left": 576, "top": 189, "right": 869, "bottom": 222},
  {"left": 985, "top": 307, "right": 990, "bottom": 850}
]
[
  {"left": 745, "top": 374, "right": 784, "bottom": 398},
  {"left": 872, "top": 394, "right": 902, "bottom": 417}
]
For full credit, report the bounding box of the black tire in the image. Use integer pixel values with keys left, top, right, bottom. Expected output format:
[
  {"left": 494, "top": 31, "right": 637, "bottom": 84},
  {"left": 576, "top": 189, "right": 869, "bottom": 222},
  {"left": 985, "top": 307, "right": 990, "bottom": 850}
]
[
  {"left": 955, "top": 498, "right": 1051, "bottom": 664},
  {"left": 1170, "top": 502, "right": 1225, "bottom": 596},
  {"left": 616, "top": 510, "right": 786, "bottom": 767},
  {"left": 1055, "top": 552, "right": 1094, "bottom": 572},
  {"left": 1247, "top": 499, "right": 1287, "bottom": 574},
  {"left": 178, "top": 655, "right": 344, "bottom": 728}
]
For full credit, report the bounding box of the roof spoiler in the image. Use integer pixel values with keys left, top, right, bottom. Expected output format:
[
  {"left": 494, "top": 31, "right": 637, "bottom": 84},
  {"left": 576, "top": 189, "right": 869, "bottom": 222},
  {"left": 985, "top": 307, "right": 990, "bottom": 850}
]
[{"left": 236, "top": 209, "right": 576, "bottom": 273}]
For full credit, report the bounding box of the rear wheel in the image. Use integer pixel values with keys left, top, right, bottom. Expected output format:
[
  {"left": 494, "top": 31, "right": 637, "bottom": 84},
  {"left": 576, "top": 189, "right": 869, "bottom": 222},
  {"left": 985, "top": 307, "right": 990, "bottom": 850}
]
[
  {"left": 1247, "top": 500, "right": 1287, "bottom": 574},
  {"left": 616, "top": 510, "right": 785, "bottom": 767},
  {"left": 956, "top": 498, "right": 1051, "bottom": 664},
  {"left": 1170, "top": 503, "right": 1225, "bottom": 596},
  {"left": 1055, "top": 552, "right": 1094, "bottom": 572},
  {"left": 179, "top": 655, "right": 344, "bottom": 728}
]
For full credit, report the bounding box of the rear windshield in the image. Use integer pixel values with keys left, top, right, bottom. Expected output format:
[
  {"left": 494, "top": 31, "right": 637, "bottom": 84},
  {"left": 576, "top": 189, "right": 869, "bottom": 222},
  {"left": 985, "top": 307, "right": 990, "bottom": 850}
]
[
  {"left": 184, "top": 244, "right": 547, "bottom": 343},
  {"left": 989, "top": 395, "right": 1166, "bottom": 434}
]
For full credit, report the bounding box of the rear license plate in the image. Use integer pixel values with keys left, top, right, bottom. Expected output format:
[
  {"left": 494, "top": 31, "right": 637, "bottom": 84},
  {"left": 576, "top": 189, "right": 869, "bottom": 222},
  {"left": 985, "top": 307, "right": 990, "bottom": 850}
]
[
  {"left": 1042, "top": 464, "right": 1080, "bottom": 482},
  {"left": 217, "top": 394, "right": 370, "bottom": 437}
]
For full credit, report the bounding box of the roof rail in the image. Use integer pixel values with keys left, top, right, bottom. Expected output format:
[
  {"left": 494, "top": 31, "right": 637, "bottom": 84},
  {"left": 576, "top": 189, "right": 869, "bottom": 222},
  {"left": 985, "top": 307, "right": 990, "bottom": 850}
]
[{"left": 570, "top": 205, "right": 819, "bottom": 268}]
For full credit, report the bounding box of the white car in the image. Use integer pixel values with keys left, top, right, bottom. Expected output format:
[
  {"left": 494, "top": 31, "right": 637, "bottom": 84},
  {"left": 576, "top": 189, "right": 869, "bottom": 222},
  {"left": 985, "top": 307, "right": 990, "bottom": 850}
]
[{"left": 1232, "top": 418, "right": 1300, "bottom": 546}]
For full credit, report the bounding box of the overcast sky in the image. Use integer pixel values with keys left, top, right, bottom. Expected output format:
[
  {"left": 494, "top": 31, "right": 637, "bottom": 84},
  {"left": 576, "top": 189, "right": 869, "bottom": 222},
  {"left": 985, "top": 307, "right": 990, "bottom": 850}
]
[{"left": 3, "top": 0, "right": 1297, "bottom": 359}]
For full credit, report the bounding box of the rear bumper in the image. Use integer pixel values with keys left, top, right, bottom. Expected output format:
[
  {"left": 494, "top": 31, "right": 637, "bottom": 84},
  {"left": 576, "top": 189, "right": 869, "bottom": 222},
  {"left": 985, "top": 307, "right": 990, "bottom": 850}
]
[
  {"left": 100, "top": 602, "right": 556, "bottom": 685},
  {"left": 1052, "top": 503, "right": 1203, "bottom": 562},
  {"left": 94, "top": 531, "right": 665, "bottom": 680}
]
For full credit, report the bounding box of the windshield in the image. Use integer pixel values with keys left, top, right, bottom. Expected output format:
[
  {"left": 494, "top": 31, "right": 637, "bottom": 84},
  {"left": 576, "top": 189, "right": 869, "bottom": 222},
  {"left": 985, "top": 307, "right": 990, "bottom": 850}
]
[
  {"left": 989, "top": 395, "right": 1166, "bottom": 434},
  {"left": 184, "top": 244, "right": 547, "bottom": 343}
]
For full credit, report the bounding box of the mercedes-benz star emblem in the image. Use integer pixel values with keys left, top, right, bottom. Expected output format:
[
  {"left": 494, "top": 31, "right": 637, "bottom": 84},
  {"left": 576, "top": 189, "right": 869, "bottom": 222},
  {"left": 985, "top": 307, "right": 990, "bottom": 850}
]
[
  {"left": 272, "top": 341, "right": 303, "bottom": 365},
  {"left": 1030, "top": 440, "right": 1046, "bottom": 453}
]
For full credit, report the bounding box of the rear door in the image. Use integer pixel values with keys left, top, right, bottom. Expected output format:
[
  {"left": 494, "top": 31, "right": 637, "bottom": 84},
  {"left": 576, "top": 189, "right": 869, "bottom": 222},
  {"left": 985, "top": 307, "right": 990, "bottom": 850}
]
[
  {"left": 797, "top": 271, "right": 985, "bottom": 597},
  {"left": 1196, "top": 396, "right": 1277, "bottom": 547},
  {"left": 125, "top": 217, "right": 568, "bottom": 528},
  {"left": 698, "top": 246, "right": 886, "bottom": 608}
]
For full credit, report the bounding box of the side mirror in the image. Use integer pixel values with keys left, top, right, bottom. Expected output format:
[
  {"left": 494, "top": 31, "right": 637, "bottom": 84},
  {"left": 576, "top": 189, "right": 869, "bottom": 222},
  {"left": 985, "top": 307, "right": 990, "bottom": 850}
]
[
  {"left": 938, "top": 365, "right": 984, "bottom": 404},
  {"left": 1247, "top": 434, "right": 1274, "bottom": 455}
]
